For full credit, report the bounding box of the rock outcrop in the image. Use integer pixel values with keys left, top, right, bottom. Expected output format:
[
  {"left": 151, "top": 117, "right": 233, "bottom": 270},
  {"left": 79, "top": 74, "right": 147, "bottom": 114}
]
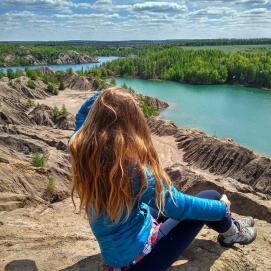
[
  {"left": 148, "top": 117, "right": 271, "bottom": 195},
  {"left": 56, "top": 50, "right": 98, "bottom": 65},
  {"left": 0, "top": 49, "right": 98, "bottom": 67},
  {"left": 64, "top": 74, "right": 94, "bottom": 91},
  {"left": 29, "top": 104, "right": 75, "bottom": 130}
]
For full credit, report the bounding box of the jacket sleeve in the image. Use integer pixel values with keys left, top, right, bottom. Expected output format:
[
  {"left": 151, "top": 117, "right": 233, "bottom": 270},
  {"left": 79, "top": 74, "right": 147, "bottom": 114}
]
[
  {"left": 69, "top": 91, "right": 101, "bottom": 142},
  {"left": 139, "top": 166, "right": 227, "bottom": 221}
]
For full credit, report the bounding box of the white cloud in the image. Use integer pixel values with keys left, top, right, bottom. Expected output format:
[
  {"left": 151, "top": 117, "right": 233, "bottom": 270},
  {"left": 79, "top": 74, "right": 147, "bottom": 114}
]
[
  {"left": 0, "top": 0, "right": 72, "bottom": 7},
  {"left": 190, "top": 7, "right": 235, "bottom": 16},
  {"left": 55, "top": 12, "right": 120, "bottom": 19},
  {"left": 133, "top": 1, "right": 187, "bottom": 13},
  {"left": 4, "top": 11, "right": 36, "bottom": 18}
]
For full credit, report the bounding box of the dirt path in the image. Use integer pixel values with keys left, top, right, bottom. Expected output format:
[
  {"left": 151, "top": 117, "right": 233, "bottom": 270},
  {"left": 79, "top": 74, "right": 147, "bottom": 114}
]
[{"left": 36, "top": 89, "right": 92, "bottom": 115}]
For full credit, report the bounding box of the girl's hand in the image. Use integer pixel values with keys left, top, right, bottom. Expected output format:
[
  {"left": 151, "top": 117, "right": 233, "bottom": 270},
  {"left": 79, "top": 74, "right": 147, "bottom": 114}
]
[{"left": 220, "top": 194, "right": 231, "bottom": 216}]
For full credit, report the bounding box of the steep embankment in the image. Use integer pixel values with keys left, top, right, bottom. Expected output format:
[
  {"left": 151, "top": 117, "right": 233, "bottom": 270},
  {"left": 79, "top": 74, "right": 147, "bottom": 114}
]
[
  {"left": 0, "top": 50, "right": 98, "bottom": 67},
  {"left": 147, "top": 118, "right": 271, "bottom": 196},
  {"left": 0, "top": 81, "right": 270, "bottom": 270}
]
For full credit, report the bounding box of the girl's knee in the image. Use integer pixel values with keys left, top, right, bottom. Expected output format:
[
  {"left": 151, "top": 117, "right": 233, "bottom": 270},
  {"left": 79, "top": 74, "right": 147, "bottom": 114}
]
[{"left": 196, "top": 190, "right": 221, "bottom": 200}]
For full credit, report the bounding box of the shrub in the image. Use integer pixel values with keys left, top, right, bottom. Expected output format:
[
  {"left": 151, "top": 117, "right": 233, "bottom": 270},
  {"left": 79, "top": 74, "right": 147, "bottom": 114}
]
[
  {"left": 128, "top": 87, "right": 135, "bottom": 93},
  {"left": 140, "top": 97, "right": 158, "bottom": 118},
  {"left": 59, "top": 80, "right": 65, "bottom": 90},
  {"left": 48, "top": 176, "right": 57, "bottom": 194},
  {"left": 93, "top": 78, "right": 106, "bottom": 90},
  {"left": 122, "top": 83, "right": 128, "bottom": 89},
  {"left": 52, "top": 88, "right": 59, "bottom": 95},
  {"left": 26, "top": 98, "right": 35, "bottom": 108},
  {"left": 8, "top": 80, "right": 15, "bottom": 87},
  {"left": 53, "top": 106, "right": 60, "bottom": 117},
  {"left": 26, "top": 69, "right": 38, "bottom": 80},
  {"left": 66, "top": 67, "right": 73, "bottom": 75},
  {"left": 0, "top": 69, "right": 4, "bottom": 79},
  {"left": 15, "top": 69, "right": 24, "bottom": 78},
  {"left": 27, "top": 79, "right": 35, "bottom": 89},
  {"left": 7, "top": 69, "right": 15, "bottom": 80},
  {"left": 61, "top": 104, "right": 68, "bottom": 119},
  {"left": 53, "top": 105, "right": 69, "bottom": 119},
  {"left": 110, "top": 78, "right": 117, "bottom": 86},
  {"left": 31, "top": 152, "right": 46, "bottom": 168},
  {"left": 47, "top": 83, "right": 54, "bottom": 93}
]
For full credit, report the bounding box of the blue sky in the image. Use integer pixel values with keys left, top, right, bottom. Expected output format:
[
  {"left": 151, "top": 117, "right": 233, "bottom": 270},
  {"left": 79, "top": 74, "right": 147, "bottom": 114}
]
[{"left": 0, "top": 0, "right": 270, "bottom": 41}]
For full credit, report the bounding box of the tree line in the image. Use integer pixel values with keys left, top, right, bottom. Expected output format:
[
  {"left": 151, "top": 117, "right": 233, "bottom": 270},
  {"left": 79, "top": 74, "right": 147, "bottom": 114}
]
[{"left": 103, "top": 47, "right": 271, "bottom": 89}]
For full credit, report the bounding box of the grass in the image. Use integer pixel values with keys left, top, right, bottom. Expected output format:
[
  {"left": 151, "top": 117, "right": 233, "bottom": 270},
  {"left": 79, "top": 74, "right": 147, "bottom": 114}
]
[
  {"left": 31, "top": 152, "right": 46, "bottom": 168},
  {"left": 26, "top": 98, "right": 35, "bottom": 108},
  {"left": 53, "top": 104, "right": 69, "bottom": 119},
  {"left": 27, "top": 79, "right": 35, "bottom": 89},
  {"left": 48, "top": 176, "right": 57, "bottom": 194}
]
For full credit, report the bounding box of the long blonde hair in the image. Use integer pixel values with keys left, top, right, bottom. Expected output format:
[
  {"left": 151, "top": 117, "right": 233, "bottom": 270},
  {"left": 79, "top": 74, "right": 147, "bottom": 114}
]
[{"left": 69, "top": 88, "right": 172, "bottom": 222}]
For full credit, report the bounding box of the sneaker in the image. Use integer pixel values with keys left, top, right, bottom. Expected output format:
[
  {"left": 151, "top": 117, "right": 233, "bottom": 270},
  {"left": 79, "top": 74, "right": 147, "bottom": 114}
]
[
  {"left": 218, "top": 221, "right": 257, "bottom": 248},
  {"left": 233, "top": 216, "right": 255, "bottom": 228}
]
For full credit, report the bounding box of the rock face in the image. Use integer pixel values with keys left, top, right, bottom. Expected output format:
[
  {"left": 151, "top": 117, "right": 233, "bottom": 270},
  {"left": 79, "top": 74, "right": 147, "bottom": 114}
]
[
  {"left": 148, "top": 117, "right": 271, "bottom": 195},
  {"left": 40, "top": 66, "right": 56, "bottom": 76},
  {"left": 0, "top": 124, "right": 71, "bottom": 204},
  {"left": 0, "top": 49, "right": 98, "bottom": 67},
  {"left": 29, "top": 104, "right": 75, "bottom": 130},
  {"left": 0, "top": 80, "right": 33, "bottom": 125},
  {"left": 56, "top": 50, "right": 98, "bottom": 65},
  {"left": 64, "top": 74, "right": 94, "bottom": 91}
]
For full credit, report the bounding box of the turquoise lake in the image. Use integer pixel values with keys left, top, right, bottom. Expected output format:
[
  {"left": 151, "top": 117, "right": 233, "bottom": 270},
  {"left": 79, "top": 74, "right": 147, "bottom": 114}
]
[{"left": 116, "top": 77, "right": 271, "bottom": 157}]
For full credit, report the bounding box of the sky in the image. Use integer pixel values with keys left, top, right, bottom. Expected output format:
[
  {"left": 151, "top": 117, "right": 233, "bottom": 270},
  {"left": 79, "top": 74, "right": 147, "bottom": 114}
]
[{"left": 0, "top": 0, "right": 271, "bottom": 41}]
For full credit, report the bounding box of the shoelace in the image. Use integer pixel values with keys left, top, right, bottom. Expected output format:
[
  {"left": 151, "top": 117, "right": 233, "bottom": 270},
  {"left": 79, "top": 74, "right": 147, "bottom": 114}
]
[{"left": 234, "top": 220, "right": 249, "bottom": 235}]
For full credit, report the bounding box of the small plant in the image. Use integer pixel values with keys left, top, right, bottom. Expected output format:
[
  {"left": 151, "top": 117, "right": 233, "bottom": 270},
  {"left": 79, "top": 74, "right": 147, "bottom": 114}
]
[
  {"left": 0, "top": 69, "right": 4, "bottom": 79},
  {"left": 26, "top": 69, "right": 38, "bottom": 80},
  {"left": 31, "top": 151, "right": 45, "bottom": 168},
  {"left": 47, "top": 83, "right": 54, "bottom": 93},
  {"left": 61, "top": 104, "right": 68, "bottom": 119},
  {"left": 110, "top": 78, "right": 117, "bottom": 86},
  {"left": 122, "top": 83, "right": 128, "bottom": 89},
  {"left": 8, "top": 80, "right": 15, "bottom": 87},
  {"left": 140, "top": 97, "right": 158, "bottom": 118},
  {"left": 53, "top": 105, "right": 69, "bottom": 119},
  {"left": 53, "top": 106, "right": 60, "bottom": 117},
  {"left": 7, "top": 69, "right": 15, "bottom": 80},
  {"left": 66, "top": 67, "right": 73, "bottom": 75},
  {"left": 93, "top": 78, "right": 106, "bottom": 90},
  {"left": 52, "top": 88, "right": 59, "bottom": 95},
  {"left": 27, "top": 79, "right": 35, "bottom": 89},
  {"left": 15, "top": 69, "right": 24, "bottom": 78},
  {"left": 26, "top": 98, "right": 35, "bottom": 108},
  {"left": 128, "top": 87, "right": 135, "bottom": 93},
  {"left": 48, "top": 176, "right": 57, "bottom": 194},
  {"left": 47, "top": 84, "right": 58, "bottom": 95},
  {"left": 59, "top": 80, "right": 65, "bottom": 90}
]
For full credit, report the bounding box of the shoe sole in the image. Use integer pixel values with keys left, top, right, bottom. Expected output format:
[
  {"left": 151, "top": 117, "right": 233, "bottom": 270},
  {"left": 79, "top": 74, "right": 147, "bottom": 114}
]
[{"left": 217, "top": 232, "right": 257, "bottom": 248}]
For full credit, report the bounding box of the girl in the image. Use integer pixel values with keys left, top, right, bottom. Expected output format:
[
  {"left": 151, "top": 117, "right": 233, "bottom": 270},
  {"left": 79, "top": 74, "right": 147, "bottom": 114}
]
[{"left": 69, "top": 88, "right": 256, "bottom": 271}]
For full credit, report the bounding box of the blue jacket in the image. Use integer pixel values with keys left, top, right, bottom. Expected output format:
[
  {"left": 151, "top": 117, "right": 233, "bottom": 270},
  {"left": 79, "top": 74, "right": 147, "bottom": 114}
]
[{"left": 69, "top": 92, "right": 227, "bottom": 268}]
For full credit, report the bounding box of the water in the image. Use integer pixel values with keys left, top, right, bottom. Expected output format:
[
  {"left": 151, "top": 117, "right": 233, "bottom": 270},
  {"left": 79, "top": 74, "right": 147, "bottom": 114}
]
[
  {"left": 0, "top": 56, "right": 119, "bottom": 73},
  {"left": 116, "top": 78, "right": 271, "bottom": 157}
]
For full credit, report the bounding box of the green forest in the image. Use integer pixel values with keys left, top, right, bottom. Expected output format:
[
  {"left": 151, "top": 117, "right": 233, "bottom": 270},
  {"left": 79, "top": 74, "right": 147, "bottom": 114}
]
[{"left": 103, "top": 47, "right": 271, "bottom": 89}]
